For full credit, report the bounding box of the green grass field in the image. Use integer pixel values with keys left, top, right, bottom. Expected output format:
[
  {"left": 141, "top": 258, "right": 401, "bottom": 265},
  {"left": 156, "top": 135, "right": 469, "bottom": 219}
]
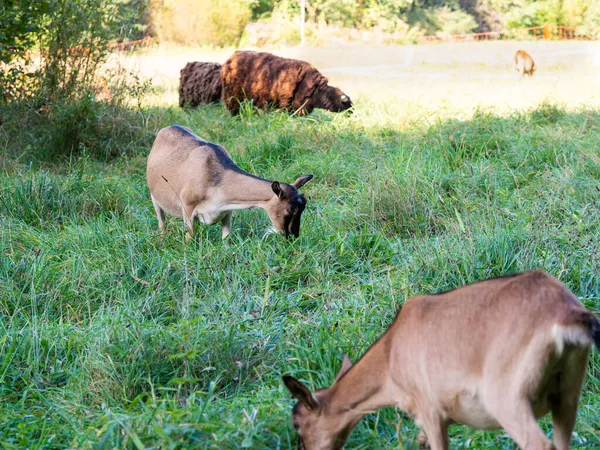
[{"left": 1, "top": 42, "right": 600, "bottom": 449}]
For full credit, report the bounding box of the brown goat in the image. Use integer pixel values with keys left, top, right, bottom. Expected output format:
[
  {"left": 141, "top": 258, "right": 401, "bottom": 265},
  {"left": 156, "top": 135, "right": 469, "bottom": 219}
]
[
  {"left": 515, "top": 50, "right": 535, "bottom": 77},
  {"left": 284, "top": 271, "right": 600, "bottom": 450},
  {"left": 221, "top": 51, "right": 352, "bottom": 116},
  {"left": 179, "top": 62, "right": 222, "bottom": 107}
]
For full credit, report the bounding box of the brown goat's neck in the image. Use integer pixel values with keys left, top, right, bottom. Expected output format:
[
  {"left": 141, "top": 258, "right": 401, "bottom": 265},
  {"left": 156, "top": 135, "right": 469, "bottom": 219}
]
[
  {"left": 220, "top": 170, "right": 274, "bottom": 207},
  {"left": 311, "top": 84, "right": 330, "bottom": 110},
  {"left": 326, "top": 334, "right": 395, "bottom": 422}
]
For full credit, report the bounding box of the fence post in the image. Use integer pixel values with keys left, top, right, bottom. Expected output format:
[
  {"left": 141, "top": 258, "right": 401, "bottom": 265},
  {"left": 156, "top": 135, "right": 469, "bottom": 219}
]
[{"left": 544, "top": 24, "right": 549, "bottom": 40}]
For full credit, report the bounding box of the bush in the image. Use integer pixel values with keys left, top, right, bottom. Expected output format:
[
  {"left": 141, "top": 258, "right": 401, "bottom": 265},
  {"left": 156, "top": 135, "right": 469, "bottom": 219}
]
[
  {"left": 0, "top": 0, "right": 152, "bottom": 159},
  {"left": 0, "top": 0, "right": 47, "bottom": 102},
  {"left": 579, "top": 1, "right": 600, "bottom": 33},
  {"left": 408, "top": 6, "right": 478, "bottom": 35},
  {"left": 1, "top": 0, "right": 123, "bottom": 104},
  {"left": 0, "top": 96, "right": 154, "bottom": 160},
  {"left": 149, "top": 0, "right": 251, "bottom": 46},
  {"left": 360, "top": 0, "right": 414, "bottom": 32},
  {"left": 505, "top": 0, "right": 562, "bottom": 28}
]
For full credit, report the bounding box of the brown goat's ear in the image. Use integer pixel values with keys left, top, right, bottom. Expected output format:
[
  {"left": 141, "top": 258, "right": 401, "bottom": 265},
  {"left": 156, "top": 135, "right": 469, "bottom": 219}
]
[
  {"left": 334, "top": 354, "right": 353, "bottom": 383},
  {"left": 272, "top": 181, "right": 286, "bottom": 199},
  {"left": 283, "top": 376, "right": 319, "bottom": 410},
  {"left": 293, "top": 174, "right": 313, "bottom": 189}
]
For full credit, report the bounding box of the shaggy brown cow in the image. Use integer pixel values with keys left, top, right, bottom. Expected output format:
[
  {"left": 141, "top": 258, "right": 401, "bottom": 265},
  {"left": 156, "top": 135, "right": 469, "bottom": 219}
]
[
  {"left": 514, "top": 50, "right": 535, "bottom": 77},
  {"left": 221, "top": 51, "right": 352, "bottom": 116},
  {"left": 179, "top": 62, "right": 222, "bottom": 107}
]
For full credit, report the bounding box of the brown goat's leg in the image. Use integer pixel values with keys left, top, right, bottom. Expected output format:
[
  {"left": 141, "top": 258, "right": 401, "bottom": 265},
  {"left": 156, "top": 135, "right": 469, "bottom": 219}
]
[
  {"left": 226, "top": 98, "right": 240, "bottom": 116},
  {"left": 551, "top": 349, "right": 589, "bottom": 450},
  {"left": 151, "top": 194, "right": 166, "bottom": 234},
  {"left": 221, "top": 211, "right": 232, "bottom": 239}
]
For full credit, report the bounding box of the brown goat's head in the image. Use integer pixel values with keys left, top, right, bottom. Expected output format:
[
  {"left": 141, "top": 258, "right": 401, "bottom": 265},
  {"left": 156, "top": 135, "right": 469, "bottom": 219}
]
[
  {"left": 265, "top": 174, "right": 313, "bottom": 238},
  {"left": 313, "top": 83, "right": 353, "bottom": 113},
  {"left": 283, "top": 356, "right": 356, "bottom": 450}
]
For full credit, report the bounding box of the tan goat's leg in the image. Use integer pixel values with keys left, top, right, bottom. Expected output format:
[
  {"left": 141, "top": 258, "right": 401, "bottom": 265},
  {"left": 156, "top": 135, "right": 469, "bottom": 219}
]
[
  {"left": 221, "top": 211, "right": 232, "bottom": 239},
  {"left": 551, "top": 349, "right": 590, "bottom": 450},
  {"left": 420, "top": 415, "right": 448, "bottom": 450},
  {"left": 416, "top": 429, "right": 430, "bottom": 449},
  {"left": 182, "top": 205, "right": 195, "bottom": 241},
  {"left": 489, "top": 396, "right": 556, "bottom": 450},
  {"left": 151, "top": 194, "right": 166, "bottom": 234}
]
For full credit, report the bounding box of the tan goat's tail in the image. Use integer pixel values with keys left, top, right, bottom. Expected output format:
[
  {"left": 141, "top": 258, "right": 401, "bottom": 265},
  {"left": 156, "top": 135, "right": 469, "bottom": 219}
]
[
  {"left": 593, "top": 316, "right": 600, "bottom": 351},
  {"left": 573, "top": 308, "right": 600, "bottom": 351},
  {"left": 553, "top": 307, "right": 600, "bottom": 353},
  {"left": 576, "top": 308, "right": 600, "bottom": 351}
]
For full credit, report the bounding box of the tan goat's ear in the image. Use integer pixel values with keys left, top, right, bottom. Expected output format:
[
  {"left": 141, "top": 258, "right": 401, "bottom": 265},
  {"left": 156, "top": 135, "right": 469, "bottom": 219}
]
[
  {"left": 272, "top": 181, "right": 286, "bottom": 199},
  {"left": 293, "top": 174, "right": 313, "bottom": 189},
  {"left": 334, "top": 354, "right": 353, "bottom": 383},
  {"left": 283, "top": 375, "right": 319, "bottom": 410}
]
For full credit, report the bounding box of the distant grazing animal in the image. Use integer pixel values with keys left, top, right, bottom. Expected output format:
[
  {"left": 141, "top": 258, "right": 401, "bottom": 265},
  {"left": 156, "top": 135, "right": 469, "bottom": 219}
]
[
  {"left": 221, "top": 51, "right": 352, "bottom": 116},
  {"left": 147, "top": 125, "right": 313, "bottom": 239},
  {"left": 283, "top": 270, "right": 600, "bottom": 450},
  {"left": 179, "top": 62, "right": 222, "bottom": 107},
  {"left": 515, "top": 50, "right": 535, "bottom": 77}
]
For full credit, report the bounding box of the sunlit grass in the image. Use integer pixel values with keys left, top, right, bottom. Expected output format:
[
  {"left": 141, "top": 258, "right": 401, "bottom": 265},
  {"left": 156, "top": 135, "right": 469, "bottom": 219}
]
[{"left": 1, "top": 42, "right": 599, "bottom": 448}]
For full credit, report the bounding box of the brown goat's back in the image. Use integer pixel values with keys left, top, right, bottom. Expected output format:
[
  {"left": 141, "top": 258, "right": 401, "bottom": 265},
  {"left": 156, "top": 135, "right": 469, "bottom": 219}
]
[
  {"left": 179, "top": 62, "right": 223, "bottom": 107},
  {"left": 221, "top": 51, "right": 327, "bottom": 115}
]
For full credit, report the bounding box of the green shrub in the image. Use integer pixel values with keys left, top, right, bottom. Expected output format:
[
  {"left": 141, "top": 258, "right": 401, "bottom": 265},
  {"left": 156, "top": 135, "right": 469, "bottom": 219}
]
[
  {"left": 505, "top": 0, "right": 562, "bottom": 28},
  {"left": 408, "top": 6, "right": 478, "bottom": 35},
  {"left": 0, "top": 0, "right": 47, "bottom": 101},
  {"left": 149, "top": 0, "right": 251, "bottom": 46},
  {"left": 0, "top": 0, "right": 152, "bottom": 159},
  {"left": 0, "top": 96, "right": 154, "bottom": 160}
]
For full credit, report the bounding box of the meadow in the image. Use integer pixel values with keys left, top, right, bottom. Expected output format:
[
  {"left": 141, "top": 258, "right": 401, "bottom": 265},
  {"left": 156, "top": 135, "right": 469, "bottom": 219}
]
[{"left": 1, "top": 41, "right": 600, "bottom": 449}]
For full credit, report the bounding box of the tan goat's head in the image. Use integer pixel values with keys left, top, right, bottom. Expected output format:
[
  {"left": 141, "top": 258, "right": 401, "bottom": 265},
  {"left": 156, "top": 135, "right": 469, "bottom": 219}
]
[
  {"left": 266, "top": 174, "right": 313, "bottom": 238},
  {"left": 283, "top": 356, "right": 355, "bottom": 450}
]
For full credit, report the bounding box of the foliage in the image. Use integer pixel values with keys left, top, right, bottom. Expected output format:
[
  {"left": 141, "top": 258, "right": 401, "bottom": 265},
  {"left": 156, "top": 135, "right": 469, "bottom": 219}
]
[
  {"left": 578, "top": 0, "right": 600, "bottom": 32},
  {"left": 38, "top": 0, "right": 118, "bottom": 102},
  {"left": 0, "top": 0, "right": 45, "bottom": 65},
  {"left": 237, "top": 0, "right": 600, "bottom": 45},
  {"left": 494, "top": 0, "right": 600, "bottom": 29},
  {"left": 504, "top": 0, "right": 561, "bottom": 28},
  {"left": 149, "top": 0, "right": 252, "bottom": 46},
  {"left": 0, "top": 0, "right": 151, "bottom": 157},
  {"left": 360, "top": 0, "right": 416, "bottom": 31},
  {"left": 112, "top": 0, "right": 152, "bottom": 41},
  {"left": 0, "top": 0, "right": 48, "bottom": 101},
  {"left": 1, "top": 0, "right": 118, "bottom": 103},
  {"left": 306, "top": 0, "right": 359, "bottom": 27},
  {"left": 409, "top": 5, "right": 479, "bottom": 34}
]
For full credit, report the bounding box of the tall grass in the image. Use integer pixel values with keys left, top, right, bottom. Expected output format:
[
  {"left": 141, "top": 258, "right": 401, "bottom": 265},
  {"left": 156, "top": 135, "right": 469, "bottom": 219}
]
[{"left": 0, "top": 90, "right": 599, "bottom": 448}]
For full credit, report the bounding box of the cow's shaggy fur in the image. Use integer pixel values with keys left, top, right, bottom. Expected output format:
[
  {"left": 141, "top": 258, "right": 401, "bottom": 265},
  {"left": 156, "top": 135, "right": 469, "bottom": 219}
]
[
  {"left": 179, "top": 62, "right": 222, "bottom": 107},
  {"left": 221, "top": 51, "right": 352, "bottom": 116}
]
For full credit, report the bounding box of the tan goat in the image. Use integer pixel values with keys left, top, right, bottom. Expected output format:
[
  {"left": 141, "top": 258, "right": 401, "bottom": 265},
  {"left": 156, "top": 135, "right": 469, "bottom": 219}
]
[
  {"left": 146, "top": 125, "right": 313, "bottom": 239},
  {"left": 515, "top": 50, "right": 535, "bottom": 77},
  {"left": 284, "top": 271, "right": 600, "bottom": 450}
]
